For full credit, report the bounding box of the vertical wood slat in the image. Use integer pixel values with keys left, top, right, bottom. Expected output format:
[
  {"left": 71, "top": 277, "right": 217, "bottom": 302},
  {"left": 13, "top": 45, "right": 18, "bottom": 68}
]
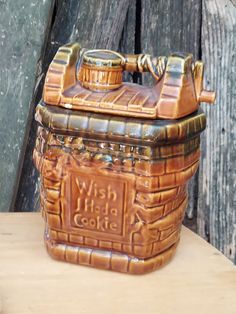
[
  {"left": 140, "top": 0, "right": 202, "bottom": 229},
  {"left": 119, "top": 1, "right": 136, "bottom": 82},
  {"left": 0, "top": 0, "right": 53, "bottom": 212},
  {"left": 13, "top": 0, "right": 78, "bottom": 213},
  {"left": 141, "top": 0, "right": 202, "bottom": 84},
  {"left": 70, "top": 0, "right": 131, "bottom": 50},
  {"left": 198, "top": 0, "right": 236, "bottom": 263}
]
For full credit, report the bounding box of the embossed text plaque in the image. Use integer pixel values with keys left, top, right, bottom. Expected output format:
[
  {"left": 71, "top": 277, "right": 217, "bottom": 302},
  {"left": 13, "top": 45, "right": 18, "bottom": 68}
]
[{"left": 62, "top": 167, "right": 135, "bottom": 242}]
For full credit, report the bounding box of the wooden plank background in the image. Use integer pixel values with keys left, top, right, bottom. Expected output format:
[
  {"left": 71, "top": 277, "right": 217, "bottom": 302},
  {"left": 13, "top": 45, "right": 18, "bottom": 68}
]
[
  {"left": 1, "top": 0, "right": 235, "bottom": 264},
  {"left": 0, "top": 0, "right": 52, "bottom": 213},
  {"left": 198, "top": 0, "right": 236, "bottom": 263}
]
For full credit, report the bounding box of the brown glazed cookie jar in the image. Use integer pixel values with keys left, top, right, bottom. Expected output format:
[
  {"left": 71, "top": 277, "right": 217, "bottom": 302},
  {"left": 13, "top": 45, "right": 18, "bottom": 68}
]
[{"left": 33, "top": 43, "right": 215, "bottom": 274}]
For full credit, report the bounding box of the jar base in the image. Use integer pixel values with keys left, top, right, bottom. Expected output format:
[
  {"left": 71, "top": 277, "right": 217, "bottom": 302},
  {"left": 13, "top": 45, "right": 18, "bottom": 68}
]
[{"left": 44, "top": 235, "right": 179, "bottom": 275}]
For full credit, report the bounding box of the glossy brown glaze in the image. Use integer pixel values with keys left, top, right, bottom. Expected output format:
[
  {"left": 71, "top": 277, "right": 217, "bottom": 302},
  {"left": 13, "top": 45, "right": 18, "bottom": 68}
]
[
  {"left": 34, "top": 43, "right": 214, "bottom": 274},
  {"left": 43, "top": 43, "right": 215, "bottom": 119}
]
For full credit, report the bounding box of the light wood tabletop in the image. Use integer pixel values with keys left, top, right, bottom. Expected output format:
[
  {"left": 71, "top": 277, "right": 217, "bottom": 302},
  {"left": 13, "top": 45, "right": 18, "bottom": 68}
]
[{"left": 0, "top": 213, "right": 235, "bottom": 314}]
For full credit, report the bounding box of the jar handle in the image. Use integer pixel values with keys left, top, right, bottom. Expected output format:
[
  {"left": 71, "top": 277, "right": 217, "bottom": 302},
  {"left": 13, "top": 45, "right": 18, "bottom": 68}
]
[{"left": 122, "top": 53, "right": 167, "bottom": 81}]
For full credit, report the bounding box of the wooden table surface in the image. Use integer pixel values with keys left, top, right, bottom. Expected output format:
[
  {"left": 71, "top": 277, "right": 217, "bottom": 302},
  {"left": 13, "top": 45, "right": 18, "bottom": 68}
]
[{"left": 0, "top": 213, "right": 235, "bottom": 314}]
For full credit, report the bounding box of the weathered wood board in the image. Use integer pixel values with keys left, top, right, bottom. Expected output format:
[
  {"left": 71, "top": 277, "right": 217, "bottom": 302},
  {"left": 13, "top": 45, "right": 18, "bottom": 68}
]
[
  {"left": 141, "top": 0, "right": 202, "bottom": 60},
  {"left": 0, "top": 0, "right": 52, "bottom": 212},
  {"left": 198, "top": 0, "right": 236, "bottom": 263}
]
